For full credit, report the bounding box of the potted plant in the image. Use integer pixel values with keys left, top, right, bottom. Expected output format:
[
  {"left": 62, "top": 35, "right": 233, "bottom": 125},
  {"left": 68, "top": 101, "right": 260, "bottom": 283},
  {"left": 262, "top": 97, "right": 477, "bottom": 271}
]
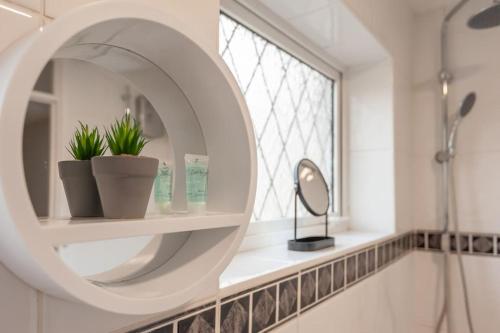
[
  {"left": 91, "top": 113, "right": 159, "bottom": 219},
  {"left": 59, "top": 123, "right": 106, "bottom": 217}
]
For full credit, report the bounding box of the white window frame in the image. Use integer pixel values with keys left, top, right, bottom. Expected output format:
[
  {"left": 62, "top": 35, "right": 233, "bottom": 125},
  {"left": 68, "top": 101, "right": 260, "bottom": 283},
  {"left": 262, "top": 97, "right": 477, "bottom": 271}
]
[{"left": 220, "top": 0, "right": 348, "bottom": 248}]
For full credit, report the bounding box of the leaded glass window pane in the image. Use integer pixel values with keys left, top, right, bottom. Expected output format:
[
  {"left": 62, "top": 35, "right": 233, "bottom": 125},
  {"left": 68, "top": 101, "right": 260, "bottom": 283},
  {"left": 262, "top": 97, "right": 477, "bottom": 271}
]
[{"left": 219, "top": 14, "right": 335, "bottom": 222}]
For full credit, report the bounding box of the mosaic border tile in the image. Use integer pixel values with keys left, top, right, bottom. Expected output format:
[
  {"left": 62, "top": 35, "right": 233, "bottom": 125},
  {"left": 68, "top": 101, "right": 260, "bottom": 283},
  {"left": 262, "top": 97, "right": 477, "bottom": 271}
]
[
  {"left": 415, "top": 230, "right": 500, "bottom": 257},
  {"left": 126, "top": 231, "right": 416, "bottom": 333}
]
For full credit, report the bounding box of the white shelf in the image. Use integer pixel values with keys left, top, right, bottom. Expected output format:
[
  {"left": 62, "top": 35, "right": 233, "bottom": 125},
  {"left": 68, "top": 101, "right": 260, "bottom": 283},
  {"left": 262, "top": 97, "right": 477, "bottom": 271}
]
[{"left": 40, "top": 212, "right": 243, "bottom": 245}]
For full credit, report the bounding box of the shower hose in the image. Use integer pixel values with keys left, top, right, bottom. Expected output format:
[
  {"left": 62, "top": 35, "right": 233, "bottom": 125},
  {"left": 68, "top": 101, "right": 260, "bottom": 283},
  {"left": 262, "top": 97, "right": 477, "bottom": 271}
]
[{"left": 435, "top": 158, "right": 475, "bottom": 333}]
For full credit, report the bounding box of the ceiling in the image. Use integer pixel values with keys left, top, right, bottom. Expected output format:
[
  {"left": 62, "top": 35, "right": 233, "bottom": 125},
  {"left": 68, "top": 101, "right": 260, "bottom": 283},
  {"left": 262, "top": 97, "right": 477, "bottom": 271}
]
[
  {"left": 257, "top": 0, "right": 388, "bottom": 69},
  {"left": 404, "top": 0, "right": 461, "bottom": 14}
]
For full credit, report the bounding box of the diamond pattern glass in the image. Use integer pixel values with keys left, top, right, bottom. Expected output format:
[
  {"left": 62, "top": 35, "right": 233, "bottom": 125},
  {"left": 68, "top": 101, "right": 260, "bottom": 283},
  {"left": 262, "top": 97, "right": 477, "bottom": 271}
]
[{"left": 219, "top": 14, "right": 335, "bottom": 222}]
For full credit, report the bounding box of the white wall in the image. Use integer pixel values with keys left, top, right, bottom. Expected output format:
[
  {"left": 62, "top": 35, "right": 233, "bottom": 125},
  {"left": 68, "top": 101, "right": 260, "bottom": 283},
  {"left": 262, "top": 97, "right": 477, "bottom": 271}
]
[
  {"left": 343, "top": 0, "right": 415, "bottom": 234},
  {"left": 347, "top": 59, "right": 395, "bottom": 233},
  {"left": 272, "top": 255, "right": 416, "bottom": 333},
  {"left": 412, "top": 1, "right": 500, "bottom": 332}
]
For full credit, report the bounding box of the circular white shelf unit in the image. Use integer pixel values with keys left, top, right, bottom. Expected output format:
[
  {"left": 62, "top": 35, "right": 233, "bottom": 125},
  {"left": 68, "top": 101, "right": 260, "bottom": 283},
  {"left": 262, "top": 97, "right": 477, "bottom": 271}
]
[{"left": 0, "top": 1, "right": 256, "bottom": 315}]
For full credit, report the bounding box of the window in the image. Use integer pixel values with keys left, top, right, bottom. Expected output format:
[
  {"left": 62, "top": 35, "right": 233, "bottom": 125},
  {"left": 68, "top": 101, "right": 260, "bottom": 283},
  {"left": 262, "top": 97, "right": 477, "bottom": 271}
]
[{"left": 219, "top": 14, "right": 337, "bottom": 222}]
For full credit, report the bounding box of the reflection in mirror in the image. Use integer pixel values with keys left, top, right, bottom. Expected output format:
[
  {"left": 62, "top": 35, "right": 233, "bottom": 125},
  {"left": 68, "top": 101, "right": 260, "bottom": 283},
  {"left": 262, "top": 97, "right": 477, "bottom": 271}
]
[
  {"left": 296, "top": 159, "right": 329, "bottom": 216},
  {"left": 24, "top": 56, "right": 169, "bottom": 219},
  {"left": 23, "top": 101, "right": 51, "bottom": 217},
  {"left": 22, "top": 45, "right": 177, "bottom": 281}
]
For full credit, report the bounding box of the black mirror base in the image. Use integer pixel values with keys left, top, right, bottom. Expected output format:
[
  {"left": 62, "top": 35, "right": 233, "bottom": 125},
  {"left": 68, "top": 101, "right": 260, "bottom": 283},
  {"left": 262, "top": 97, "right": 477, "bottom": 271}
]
[{"left": 288, "top": 236, "right": 335, "bottom": 252}]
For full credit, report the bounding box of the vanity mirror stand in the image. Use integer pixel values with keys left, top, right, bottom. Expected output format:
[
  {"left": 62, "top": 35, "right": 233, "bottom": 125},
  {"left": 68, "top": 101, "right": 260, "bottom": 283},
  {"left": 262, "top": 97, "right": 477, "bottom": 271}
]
[{"left": 288, "top": 158, "right": 335, "bottom": 252}]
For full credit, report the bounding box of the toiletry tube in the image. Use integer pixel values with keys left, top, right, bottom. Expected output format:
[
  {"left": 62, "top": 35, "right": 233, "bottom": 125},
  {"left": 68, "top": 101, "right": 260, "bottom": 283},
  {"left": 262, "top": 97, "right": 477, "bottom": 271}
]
[
  {"left": 185, "top": 154, "right": 209, "bottom": 213},
  {"left": 154, "top": 161, "right": 173, "bottom": 214}
]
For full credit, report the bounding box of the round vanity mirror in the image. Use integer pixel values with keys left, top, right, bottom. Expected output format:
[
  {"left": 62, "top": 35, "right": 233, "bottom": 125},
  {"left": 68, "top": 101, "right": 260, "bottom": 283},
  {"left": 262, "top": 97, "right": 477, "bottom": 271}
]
[
  {"left": 289, "top": 159, "right": 334, "bottom": 252},
  {"left": 295, "top": 159, "right": 329, "bottom": 216}
]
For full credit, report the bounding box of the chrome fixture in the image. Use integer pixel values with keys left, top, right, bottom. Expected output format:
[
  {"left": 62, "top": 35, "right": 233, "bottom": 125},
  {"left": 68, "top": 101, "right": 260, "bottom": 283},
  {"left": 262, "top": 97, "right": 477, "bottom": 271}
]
[
  {"left": 435, "top": 92, "right": 476, "bottom": 163},
  {"left": 468, "top": 0, "right": 500, "bottom": 29},
  {"left": 434, "top": 0, "right": 500, "bottom": 332}
]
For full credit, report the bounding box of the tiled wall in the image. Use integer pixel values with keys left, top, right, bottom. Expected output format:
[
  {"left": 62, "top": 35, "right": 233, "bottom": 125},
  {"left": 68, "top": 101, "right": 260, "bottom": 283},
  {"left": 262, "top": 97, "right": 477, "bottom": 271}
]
[
  {"left": 126, "top": 232, "right": 415, "bottom": 333},
  {"left": 127, "top": 228, "right": 500, "bottom": 333}
]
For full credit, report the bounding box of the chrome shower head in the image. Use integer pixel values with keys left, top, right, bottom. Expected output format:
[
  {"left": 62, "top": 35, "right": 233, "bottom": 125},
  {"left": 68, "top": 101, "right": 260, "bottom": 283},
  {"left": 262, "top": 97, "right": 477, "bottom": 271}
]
[
  {"left": 468, "top": 1, "right": 500, "bottom": 29},
  {"left": 448, "top": 92, "right": 476, "bottom": 154},
  {"left": 435, "top": 92, "right": 477, "bottom": 163},
  {"left": 458, "top": 92, "right": 476, "bottom": 118}
]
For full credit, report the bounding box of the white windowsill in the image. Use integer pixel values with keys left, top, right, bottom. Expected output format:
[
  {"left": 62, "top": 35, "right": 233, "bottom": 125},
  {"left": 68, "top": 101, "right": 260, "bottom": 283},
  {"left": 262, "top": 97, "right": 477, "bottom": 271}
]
[
  {"left": 239, "top": 216, "right": 350, "bottom": 252},
  {"left": 219, "top": 230, "right": 395, "bottom": 297}
]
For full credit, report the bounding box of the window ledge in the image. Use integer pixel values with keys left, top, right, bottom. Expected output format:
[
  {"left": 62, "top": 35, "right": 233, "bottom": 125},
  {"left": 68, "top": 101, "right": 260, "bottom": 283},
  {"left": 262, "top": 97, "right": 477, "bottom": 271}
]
[{"left": 219, "top": 230, "right": 395, "bottom": 297}]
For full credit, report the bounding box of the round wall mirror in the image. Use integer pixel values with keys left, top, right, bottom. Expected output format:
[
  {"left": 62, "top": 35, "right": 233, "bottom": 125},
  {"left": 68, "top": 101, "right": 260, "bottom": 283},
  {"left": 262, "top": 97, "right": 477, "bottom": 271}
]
[
  {"left": 0, "top": 2, "right": 256, "bottom": 314},
  {"left": 295, "top": 159, "right": 329, "bottom": 216}
]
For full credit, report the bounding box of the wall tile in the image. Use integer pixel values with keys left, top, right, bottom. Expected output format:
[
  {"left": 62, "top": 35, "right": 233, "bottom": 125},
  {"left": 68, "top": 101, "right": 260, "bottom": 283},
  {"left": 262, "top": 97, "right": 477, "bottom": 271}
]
[
  {"left": 8, "top": 0, "right": 40, "bottom": 11},
  {"left": 472, "top": 235, "right": 494, "bottom": 255},
  {"left": 427, "top": 232, "right": 442, "bottom": 251},
  {"left": 278, "top": 278, "right": 298, "bottom": 321},
  {"left": 367, "top": 248, "right": 376, "bottom": 273},
  {"left": 333, "top": 259, "right": 345, "bottom": 293},
  {"left": 416, "top": 232, "right": 426, "bottom": 249},
  {"left": 450, "top": 234, "right": 469, "bottom": 253},
  {"left": 178, "top": 308, "right": 216, "bottom": 333},
  {"left": 357, "top": 251, "right": 367, "bottom": 279},
  {"left": 384, "top": 242, "right": 392, "bottom": 264},
  {"left": 252, "top": 286, "right": 277, "bottom": 333},
  {"left": 349, "top": 150, "right": 395, "bottom": 232},
  {"left": 377, "top": 244, "right": 384, "bottom": 268},
  {"left": 317, "top": 264, "right": 332, "bottom": 300},
  {"left": 221, "top": 296, "right": 249, "bottom": 333},
  {"left": 300, "top": 270, "right": 316, "bottom": 309},
  {"left": 0, "top": 4, "right": 39, "bottom": 52},
  {"left": 346, "top": 255, "right": 357, "bottom": 285}
]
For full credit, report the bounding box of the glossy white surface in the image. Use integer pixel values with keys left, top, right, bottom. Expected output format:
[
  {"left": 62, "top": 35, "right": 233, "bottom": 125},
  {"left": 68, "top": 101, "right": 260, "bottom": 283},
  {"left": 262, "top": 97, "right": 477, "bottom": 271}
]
[
  {"left": 347, "top": 59, "right": 395, "bottom": 233},
  {"left": 41, "top": 213, "right": 242, "bottom": 245},
  {"left": 405, "top": 0, "right": 459, "bottom": 14},
  {"left": 258, "top": 0, "right": 388, "bottom": 68},
  {"left": 220, "top": 230, "right": 391, "bottom": 295},
  {"left": 299, "top": 252, "right": 415, "bottom": 333},
  {"left": 0, "top": 1, "right": 38, "bottom": 50}
]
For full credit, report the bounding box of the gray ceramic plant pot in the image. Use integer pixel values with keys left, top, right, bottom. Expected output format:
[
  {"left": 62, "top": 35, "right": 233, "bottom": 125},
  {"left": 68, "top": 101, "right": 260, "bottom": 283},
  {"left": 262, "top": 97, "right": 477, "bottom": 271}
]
[
  {"left": 91, "top": 155, "right": 159, "bottom": 219},
  {"left": 58, "top": 160, "right": 103, "bottom": 217}
]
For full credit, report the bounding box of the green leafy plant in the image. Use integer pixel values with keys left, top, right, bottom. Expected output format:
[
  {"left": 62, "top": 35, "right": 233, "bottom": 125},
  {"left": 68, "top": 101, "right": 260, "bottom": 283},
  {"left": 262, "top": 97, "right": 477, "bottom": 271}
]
[
  {"left": 105, "top": 113, "right": 148, "bottom": 156},
  {"left": 67, "top": 122, "right": 107, "bottom": 160}
]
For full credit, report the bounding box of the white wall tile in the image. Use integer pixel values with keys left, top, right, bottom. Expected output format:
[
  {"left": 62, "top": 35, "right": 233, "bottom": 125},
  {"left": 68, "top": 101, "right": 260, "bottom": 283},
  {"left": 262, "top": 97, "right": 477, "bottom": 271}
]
[
  {"left": 347, "top": 60, "right": 393, "bottom": 152},
  {"left": 298, "top": 254, "right": 416, "bottom": 333},
  {"left": 273, "top": 317, "right": 299, "bottom": 333},
  {"left": 44, "top": 0, "right": 220, "bottom": 52},
  {"left": 414, "top": 252, "right": 500, "bottom": 333},
  {"left": 0, "top": 3, "right": 39, "bottom": 52},
  {"left": 350, "top": 150, "right": 395, "bottom": 232},
  {"left": 0, "top": 264, "right": 37, "bottom": 333},
  {"left": 6, "top": 0, "right": 40, "bottom": 11},
  {"left": 258, "top": 0, "right": 329, "bottom": 20},
  {"left": 42, "top": 295, "right": 147, "bottom": 333}
]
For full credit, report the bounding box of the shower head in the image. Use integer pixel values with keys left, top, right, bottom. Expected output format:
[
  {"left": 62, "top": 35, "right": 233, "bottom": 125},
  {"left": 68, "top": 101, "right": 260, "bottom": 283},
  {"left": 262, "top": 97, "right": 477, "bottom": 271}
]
[
  {"left": 448, "top": 92, "right": 476, "bottom": 154},
  {"left": 458, "top": 92, "right": 476, "bottom": 118},
  {"left": 468, "top": 1, "right": 500, "bottom": 29}
]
